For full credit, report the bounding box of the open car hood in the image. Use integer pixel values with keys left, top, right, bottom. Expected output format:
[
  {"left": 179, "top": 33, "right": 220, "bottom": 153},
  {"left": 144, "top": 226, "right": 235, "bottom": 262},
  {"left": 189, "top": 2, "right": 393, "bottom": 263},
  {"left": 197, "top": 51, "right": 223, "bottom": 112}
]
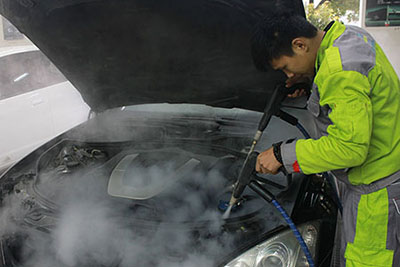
[{"left": 0, "top": 0, "right": 305, "bottom": 112}]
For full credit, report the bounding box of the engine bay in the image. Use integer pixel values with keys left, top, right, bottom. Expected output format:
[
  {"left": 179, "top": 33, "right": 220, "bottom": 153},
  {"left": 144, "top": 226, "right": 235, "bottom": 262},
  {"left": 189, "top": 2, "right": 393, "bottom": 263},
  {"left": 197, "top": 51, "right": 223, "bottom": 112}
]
[
  {"left": 0, "top": 139, "right": 299, "bottom": 266},
  {"left": 30, "top": 140, "right": 275, "bottom": 222}
]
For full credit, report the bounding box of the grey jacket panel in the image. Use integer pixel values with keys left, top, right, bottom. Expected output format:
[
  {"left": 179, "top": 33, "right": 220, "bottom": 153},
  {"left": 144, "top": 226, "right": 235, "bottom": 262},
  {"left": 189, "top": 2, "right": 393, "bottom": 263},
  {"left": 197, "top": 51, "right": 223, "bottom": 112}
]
[
  {"left": 280, "top": 140, "right": 299, "bottom": 173},
  {"left": 307, "top": 83, "right": 332, "bottom": 138},
  {"left": 387, "top": 180, "right": 400, "bottom": 259},
  {"left": 333, "top": 26, "right": 376, "bottom": 77}
]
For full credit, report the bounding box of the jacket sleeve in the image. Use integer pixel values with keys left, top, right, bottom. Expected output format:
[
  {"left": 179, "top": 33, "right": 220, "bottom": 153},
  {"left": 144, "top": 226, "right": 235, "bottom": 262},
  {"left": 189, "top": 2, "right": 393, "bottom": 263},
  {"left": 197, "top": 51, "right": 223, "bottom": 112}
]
[{"left": 280, "top": 70, "right": 373, "bottom": 174}]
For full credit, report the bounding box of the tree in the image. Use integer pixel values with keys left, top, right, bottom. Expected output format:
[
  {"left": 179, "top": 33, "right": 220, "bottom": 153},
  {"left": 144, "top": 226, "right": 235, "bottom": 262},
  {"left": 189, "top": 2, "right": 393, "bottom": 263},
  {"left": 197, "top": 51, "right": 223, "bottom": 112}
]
[{"left": 306, "top": 0, "right": 359, "bottom": 29}]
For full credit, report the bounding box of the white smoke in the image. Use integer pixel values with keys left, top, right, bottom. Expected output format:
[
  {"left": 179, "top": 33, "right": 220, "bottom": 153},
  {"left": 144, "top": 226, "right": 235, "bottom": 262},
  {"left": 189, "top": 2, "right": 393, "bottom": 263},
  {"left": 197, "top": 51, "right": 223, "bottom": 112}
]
[{"left": 0, "top": 153, "right": 235, "bottom": 267}]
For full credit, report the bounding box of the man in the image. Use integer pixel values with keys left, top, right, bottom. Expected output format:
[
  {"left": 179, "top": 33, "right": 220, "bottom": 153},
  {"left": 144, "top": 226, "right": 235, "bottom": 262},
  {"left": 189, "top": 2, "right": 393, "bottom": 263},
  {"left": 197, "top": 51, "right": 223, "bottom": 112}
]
[{"left": 251, "top": 14, "right": 400, "bottom": 266}]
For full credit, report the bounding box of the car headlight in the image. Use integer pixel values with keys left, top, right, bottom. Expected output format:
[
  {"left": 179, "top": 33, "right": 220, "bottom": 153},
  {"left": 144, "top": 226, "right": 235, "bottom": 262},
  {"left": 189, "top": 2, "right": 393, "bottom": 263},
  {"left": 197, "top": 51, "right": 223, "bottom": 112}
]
[{"left": 225, "top": 222, "right": 319, "bottom": 267}]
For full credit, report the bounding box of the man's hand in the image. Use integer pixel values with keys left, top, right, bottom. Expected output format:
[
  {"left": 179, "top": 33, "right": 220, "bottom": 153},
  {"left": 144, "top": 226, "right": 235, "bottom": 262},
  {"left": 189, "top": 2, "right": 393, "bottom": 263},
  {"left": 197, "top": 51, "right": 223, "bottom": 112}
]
[
  {"left": 286, "top": 74, "right": 311, "bottom": 98},
  {"left": 287, "top": 89, "right": 306, "bottom": 98},
  {"left": 255, "top": 147, "right": 282, "bottom": 175}
]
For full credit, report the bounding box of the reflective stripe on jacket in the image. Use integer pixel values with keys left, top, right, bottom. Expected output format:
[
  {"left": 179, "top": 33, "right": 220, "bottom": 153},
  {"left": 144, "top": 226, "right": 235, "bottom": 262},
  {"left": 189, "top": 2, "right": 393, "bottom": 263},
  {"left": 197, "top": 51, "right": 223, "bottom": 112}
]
[{"left": 280, "top": 21, "right": 400, "bottom": 185}]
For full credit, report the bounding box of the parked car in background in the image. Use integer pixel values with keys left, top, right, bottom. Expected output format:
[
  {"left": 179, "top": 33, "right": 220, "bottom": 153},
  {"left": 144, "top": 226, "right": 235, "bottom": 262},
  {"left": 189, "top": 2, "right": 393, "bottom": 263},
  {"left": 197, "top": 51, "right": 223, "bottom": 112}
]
[{"left": 0, "top": 45, "right": 90, "bottom": 173}]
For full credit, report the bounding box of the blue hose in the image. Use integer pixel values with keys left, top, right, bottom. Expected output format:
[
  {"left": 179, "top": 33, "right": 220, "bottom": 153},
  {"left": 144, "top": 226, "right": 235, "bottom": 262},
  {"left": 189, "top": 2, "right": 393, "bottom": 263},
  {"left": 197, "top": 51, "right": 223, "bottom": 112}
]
[
  {"left": 271, "top": 199, "right": 315, "bottom": 267},
  {"left": 295, "top": 123, "right": 311, "bottom": 139}
]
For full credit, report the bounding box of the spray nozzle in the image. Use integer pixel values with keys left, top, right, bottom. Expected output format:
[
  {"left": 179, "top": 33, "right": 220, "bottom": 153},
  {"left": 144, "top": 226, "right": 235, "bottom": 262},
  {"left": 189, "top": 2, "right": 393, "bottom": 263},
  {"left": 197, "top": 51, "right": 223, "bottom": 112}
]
[{"left": 218, "top": 199, "right": 242, "bottom": 212}]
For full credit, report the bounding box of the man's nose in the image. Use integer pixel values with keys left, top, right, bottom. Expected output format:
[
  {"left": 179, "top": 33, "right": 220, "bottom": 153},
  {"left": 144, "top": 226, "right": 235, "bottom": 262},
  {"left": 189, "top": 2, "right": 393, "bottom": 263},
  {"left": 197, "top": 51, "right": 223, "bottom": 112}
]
[{"left": 283, "top": 70, "right": 294, "bottom": 78}]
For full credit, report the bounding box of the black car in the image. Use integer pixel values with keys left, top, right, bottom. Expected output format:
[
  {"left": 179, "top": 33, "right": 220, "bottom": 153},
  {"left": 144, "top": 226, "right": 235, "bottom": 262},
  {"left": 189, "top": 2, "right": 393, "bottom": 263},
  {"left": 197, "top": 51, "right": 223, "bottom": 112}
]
[{"left": 0, "top": 0, "right": 338, "bottom": 266}]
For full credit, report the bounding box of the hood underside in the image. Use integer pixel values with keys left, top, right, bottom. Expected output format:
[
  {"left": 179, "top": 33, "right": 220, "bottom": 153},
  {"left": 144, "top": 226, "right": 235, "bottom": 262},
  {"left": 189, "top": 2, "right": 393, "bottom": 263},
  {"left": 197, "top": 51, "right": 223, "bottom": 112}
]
[{"left": 0, "top": 0, "right": 305, "bottom": 112}]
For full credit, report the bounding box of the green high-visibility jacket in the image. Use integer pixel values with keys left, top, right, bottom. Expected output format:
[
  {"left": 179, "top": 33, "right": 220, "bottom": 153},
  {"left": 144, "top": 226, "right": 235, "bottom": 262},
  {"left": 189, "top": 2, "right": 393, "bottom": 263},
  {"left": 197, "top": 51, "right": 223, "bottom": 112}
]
[{"left": 280, "top": 21, "right": 400, "bottom": 185}]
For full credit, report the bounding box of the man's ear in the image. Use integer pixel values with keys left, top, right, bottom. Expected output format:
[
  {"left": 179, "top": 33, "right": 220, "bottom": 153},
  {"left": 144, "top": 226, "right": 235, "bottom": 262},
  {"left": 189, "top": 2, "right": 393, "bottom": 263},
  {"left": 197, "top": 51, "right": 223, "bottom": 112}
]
[{"left": 291, "top": 38, "right": 309, "bottom": 53}]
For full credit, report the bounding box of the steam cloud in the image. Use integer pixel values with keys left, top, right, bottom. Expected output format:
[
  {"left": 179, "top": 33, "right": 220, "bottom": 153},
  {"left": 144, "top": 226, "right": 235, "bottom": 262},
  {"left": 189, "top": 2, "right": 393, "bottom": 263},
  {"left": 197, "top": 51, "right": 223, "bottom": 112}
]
[{"left": 0, "top": 147, "right": 236, "bottom": 267}]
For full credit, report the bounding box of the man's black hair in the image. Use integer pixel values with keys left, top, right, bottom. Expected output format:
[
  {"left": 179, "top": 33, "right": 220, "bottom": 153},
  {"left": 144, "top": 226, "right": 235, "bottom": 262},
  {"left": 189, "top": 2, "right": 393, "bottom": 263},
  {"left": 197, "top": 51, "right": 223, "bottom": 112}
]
[{"left": 251, "top": 12, "right": 318, "bottom": 71}]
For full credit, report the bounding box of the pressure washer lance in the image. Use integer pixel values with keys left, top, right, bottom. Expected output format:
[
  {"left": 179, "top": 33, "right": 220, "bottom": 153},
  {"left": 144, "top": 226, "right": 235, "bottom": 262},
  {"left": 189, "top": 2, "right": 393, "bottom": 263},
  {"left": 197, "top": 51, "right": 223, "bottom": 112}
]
[
  {"left": 223, "top": 83, "right": 316, "bottom": 267},
  {"left": 227, "top": 83, "right": 303, "bottom": 208},
  {"left": 223, "top": 86, "right": 315, "bottom": 267}
]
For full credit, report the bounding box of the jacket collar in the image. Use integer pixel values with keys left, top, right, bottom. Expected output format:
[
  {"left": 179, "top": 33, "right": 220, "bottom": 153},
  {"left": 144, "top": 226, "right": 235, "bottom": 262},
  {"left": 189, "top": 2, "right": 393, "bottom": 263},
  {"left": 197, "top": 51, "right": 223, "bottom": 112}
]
[{"left": 315, "top": 21, "right": 345, "bottom": 71}]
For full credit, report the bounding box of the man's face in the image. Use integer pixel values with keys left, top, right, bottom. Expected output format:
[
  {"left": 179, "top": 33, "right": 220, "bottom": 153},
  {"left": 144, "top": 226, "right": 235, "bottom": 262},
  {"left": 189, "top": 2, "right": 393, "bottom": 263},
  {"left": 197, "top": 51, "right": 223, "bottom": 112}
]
[
  {"left": 270, "top": 51, "right": 314, "bottom": 78},
  {"left": 270, "top": 36, "right": 318, "bottom": 79}
]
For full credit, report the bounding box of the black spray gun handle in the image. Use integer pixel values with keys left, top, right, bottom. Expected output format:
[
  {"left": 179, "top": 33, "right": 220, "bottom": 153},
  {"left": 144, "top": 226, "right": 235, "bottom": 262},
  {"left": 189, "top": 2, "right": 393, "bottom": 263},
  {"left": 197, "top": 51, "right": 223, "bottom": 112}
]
[
  {"left": 232, "top": 151, "right": 278, "bottom": 203},
  {"left": 258, "top": 82, "right": 309, "bottom": 132},
  {"left": 232, "top": 151, "right": 287, "bottom": 199},
  {"left": 230, "top": 83, "right": 309, "bottom": 205}
]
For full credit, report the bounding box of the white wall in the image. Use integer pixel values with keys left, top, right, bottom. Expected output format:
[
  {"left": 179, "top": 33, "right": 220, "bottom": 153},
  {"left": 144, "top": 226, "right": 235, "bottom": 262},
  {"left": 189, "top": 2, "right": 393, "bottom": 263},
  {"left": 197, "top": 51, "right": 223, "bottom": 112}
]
[{"left": 364, "top": 28, "right": 400, "bottom": 77}]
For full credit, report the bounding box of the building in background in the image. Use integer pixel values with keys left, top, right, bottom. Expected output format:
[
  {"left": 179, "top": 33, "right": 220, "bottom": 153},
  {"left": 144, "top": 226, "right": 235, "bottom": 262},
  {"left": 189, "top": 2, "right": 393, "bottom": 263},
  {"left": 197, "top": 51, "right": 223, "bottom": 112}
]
[
  {"left": 0, "top": 15, "right": 32, "bottom": 47},
  {"left": 363, "top": 0, "right": 400, "bottom": 26}
]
